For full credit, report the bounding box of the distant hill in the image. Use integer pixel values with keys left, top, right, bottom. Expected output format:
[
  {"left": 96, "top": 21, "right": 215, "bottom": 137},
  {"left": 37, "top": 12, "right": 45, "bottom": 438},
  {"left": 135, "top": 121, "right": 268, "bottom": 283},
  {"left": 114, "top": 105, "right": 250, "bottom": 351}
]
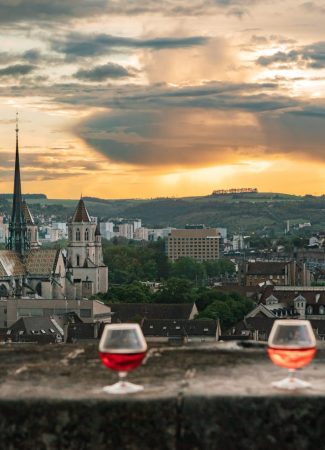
[
  {"left": 0, "top": 193, "right": 47, "bottom": 199},
  {"left": 1, "top": 192, "right": 325, "bottom": 235}
]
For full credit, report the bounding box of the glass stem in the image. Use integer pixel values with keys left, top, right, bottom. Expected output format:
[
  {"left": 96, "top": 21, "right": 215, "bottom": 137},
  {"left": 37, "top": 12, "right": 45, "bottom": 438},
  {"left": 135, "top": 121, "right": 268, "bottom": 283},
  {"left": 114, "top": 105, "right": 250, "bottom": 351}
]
[
  {"left": 118, "top": 371, "right": 127, "bottom": 385},
  {"left": 288, "top": 368, "right": 296, "bottom": 380}
]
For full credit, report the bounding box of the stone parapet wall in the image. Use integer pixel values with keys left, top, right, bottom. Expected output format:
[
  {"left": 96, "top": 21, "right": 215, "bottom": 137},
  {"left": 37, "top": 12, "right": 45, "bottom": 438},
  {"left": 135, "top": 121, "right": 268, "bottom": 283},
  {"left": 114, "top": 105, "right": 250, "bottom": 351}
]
[{"left": 1, "top": 342, "right": 325, "bottom": 449}]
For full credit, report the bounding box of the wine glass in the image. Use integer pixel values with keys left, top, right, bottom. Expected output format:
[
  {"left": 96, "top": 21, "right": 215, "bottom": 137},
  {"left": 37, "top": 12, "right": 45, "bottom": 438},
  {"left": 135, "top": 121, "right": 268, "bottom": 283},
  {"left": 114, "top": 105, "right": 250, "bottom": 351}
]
[
  {"left": 267, "top": 319, "right": 316, "bottom": 390},
  {"left": 99, "top": 323, "right": 148, "bottom": 394}
]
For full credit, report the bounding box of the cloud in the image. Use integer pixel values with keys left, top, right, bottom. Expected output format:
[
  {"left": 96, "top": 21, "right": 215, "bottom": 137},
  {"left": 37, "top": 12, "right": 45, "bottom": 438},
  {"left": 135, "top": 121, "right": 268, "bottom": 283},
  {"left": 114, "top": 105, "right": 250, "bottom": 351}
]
[
  {"left": 0, "top": 64, "right": 36, "bottom": 77},
  {"left": 0, "top": 0, "right": 107, "bottom": 23},
  {"left": 74, "top": 62, "right": 135, "bottom": 81},
  {"left": 258, "top": 105, "right": 325, "bottom": 160},
  {"left": 256, "top": 41, "right": 325, "bottom": 69},
  {"left": 0, "top": 0, "right": 259, "bottom": 24},
  {"left": 74, "top": 109, "right": 262, "bottom": 167},
  {"left": 0, "top": 149, "right": 106, "bottom": 182},
  {"left": 67, "top": 79, "right": 303, "bottom": 169},
  {"left": 52, "top": 33, "right": 209, "bottom": 59}
]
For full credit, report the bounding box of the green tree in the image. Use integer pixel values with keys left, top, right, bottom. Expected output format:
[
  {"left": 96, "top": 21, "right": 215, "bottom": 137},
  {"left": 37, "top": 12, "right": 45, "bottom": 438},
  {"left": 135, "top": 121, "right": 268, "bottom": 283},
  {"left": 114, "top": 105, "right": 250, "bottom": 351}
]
[
  {"left": 153, "top": 277, "right": 196, "bottom": 304},
  {"left": 171, "top": 257, "right": 206, "bottom": 285},
  {"left": 99, "top": 281, "right": 152, "bottom": 303},
  {"left": 196, "top": 291, "right": 254, "bottom": 329}
]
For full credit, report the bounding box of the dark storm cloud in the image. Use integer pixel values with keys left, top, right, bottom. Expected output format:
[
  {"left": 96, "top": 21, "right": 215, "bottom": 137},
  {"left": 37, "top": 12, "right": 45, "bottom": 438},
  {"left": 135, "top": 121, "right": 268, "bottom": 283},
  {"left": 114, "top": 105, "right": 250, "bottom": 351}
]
[
  {"left": 65, "top": 79, "right": 305, "bottom": 168},
  {"left": 256, "top": 42, "right": 325, "bottom": 69},
  {"left": 52, "top": 33, "right": 209, "bottom": 59},
  {"left": 0, "top": 64, "right": 36, "bottom": 77},
  {"left": 74, "top": 63, "right": 134, "bottom": 81},
  {"left": 259, "top": 106, "right": 325, "bottom": 159},
  {"left": 73, "top": 109, "right": 261, "bottom": 167},
  {"left": 73, "top": 98, "right": 325, "bottom": 167}
]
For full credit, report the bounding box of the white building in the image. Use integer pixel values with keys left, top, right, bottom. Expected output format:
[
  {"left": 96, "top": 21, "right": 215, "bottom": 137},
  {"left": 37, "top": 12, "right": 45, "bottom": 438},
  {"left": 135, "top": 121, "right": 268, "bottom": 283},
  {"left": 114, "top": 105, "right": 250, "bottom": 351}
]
[
  {"left": 100, "top": 221, "right": 115, "bottom": 240},
  {"left": 134, "top": 227, "right": 149, "bottom": 241},
  {"left": 118, "top": 222, "right": 134, "bottom": 239}
]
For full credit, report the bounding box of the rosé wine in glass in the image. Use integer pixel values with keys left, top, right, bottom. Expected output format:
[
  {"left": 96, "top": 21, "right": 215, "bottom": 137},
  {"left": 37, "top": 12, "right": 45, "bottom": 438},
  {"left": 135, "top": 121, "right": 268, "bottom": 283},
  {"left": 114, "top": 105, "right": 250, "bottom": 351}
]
[
  {"left": 267, "top": 319, "right": 316, "bottom": 390},
  {"left": 99, "top": 323, "right": 147, "bottom": 394}
]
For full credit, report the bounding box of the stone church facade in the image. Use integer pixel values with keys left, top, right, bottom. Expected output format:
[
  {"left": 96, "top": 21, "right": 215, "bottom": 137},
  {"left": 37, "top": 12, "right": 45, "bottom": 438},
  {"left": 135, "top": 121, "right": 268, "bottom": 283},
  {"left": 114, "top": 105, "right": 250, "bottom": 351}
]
[{"left": 0, "top": 119, "right": 108, "bottom": 300}]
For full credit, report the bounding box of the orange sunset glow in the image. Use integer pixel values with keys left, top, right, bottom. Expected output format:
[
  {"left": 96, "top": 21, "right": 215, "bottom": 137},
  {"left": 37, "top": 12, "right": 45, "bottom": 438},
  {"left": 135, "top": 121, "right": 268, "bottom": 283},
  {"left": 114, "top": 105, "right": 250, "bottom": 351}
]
[{"left": 0, "top": 0, "right": 325, "bottom": 198}]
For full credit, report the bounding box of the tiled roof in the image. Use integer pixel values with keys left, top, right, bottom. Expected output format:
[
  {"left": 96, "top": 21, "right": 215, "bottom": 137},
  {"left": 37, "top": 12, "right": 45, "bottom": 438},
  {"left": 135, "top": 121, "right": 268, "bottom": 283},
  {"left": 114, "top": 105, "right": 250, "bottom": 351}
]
[
  {"left": 22, "top": 200, "right": 34, "bottom": 225},
  {"left": 71, "top": 198, "right": 91, "bottom": 223},
  {"left": 261, "top": 288, "right": 325, "bottom": 306},
  {"left": 25, "top": 249, "right": 60, "bottom": 276},
  {"left": 9, "top": 316, "right": 62, "bottom": 336},
  {"left": 246, "top": 262, "right": 287, "bottom": 275},
  {"left": 108, "top": 303, "right": 195, "bottom": 323},
  {"left": 0, "top": 250, "right": 26, "bottom": 277},
  {"left": 142, "top": 319, "right": 217, "bottom": 337}
]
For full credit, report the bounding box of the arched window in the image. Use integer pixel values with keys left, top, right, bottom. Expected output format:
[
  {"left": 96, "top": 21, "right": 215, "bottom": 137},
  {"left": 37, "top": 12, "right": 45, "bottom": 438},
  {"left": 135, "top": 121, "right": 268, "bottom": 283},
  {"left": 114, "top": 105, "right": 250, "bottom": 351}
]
[
  {"left": 85, "top": 228, "right": 89, "bottom": 241},
  {"left": 76, "top": 228, "right": 81, "bottom": 241},
  {"left": 307, "top": 305, "right": 313, "bottom": 315},
  {"left": 76, "top": 255, "right": 80, "bottom": 266},
  {"left": 320, "top": 305, "right": 325, "bottom": 315},
  {"left": 69, "top": 228, "right": 72, "bottom": 240}
]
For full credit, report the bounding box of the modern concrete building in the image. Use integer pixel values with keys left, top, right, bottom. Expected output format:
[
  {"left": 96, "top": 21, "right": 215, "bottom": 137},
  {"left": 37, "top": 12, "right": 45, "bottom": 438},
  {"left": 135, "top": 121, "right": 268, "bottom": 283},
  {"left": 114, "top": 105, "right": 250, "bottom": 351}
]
[{"left": 167, "top": 228, "right": 220, "bottom": 262}]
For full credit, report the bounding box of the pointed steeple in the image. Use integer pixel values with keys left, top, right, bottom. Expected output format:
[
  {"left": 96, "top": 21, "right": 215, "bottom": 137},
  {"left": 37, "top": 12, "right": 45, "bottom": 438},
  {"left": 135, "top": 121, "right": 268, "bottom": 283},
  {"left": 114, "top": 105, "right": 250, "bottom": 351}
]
[
  {"left": 71, "top": 198, "right": 91, "bottom": 223},
  {"left": 7, "top": 113, "right": 28, "bottom": 256}
]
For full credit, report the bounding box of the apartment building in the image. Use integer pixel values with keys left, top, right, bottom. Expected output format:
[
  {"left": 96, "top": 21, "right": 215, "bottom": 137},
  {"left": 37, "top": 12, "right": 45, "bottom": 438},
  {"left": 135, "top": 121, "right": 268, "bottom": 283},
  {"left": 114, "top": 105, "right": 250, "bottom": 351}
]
[{"left": 167, "top": 228, "right": 220, "bottom": 262}]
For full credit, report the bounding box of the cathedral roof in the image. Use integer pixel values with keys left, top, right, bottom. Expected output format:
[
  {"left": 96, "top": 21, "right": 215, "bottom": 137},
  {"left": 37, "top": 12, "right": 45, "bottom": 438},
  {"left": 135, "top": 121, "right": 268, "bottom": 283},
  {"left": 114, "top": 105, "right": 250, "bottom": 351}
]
[
  {"left": 71, "top": 198, "right": 91, "bottom": 223},
  {"left": 22, "top": 200, "right": 35, "bottom": 225},
  {"left": 0, "top": 250, "right": 26, "bottom": 277},
  {"left": 25, "top": 249, "right": 60, "bottom": 276}
]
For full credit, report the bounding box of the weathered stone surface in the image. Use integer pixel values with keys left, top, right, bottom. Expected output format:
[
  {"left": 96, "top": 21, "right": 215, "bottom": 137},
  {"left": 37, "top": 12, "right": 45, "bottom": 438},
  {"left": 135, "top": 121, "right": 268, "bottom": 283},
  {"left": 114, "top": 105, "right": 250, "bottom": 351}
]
[{"left": 0, "top": 341, "right": 325, "bottom": 449}]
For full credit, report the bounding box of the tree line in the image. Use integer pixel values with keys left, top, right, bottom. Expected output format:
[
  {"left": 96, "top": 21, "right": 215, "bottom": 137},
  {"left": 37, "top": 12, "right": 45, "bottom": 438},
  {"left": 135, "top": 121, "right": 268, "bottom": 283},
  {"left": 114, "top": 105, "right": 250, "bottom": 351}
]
[{"left": 97, "top": 238, "right": 253, "bottom": 329}]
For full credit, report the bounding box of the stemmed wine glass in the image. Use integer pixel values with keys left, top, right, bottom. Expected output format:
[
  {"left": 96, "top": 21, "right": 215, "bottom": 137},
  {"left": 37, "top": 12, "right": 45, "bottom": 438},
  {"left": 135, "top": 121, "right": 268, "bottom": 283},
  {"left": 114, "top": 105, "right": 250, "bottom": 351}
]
[
  {"left": 267, "top": 319, "right": 316, "bottom": 390},
  {"left": 99, "top": 323, "right": 148, "bottom": 394}
]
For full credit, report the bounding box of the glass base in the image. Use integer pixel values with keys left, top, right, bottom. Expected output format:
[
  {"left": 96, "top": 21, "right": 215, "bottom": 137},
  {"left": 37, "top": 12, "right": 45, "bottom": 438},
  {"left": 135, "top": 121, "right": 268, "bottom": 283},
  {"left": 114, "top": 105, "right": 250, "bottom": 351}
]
[
  {"left": 103, "top": 381, "right": 144, "bottom": 394},
  {"left": 272, "top": 376, "right": 311, "bottom": 391}
]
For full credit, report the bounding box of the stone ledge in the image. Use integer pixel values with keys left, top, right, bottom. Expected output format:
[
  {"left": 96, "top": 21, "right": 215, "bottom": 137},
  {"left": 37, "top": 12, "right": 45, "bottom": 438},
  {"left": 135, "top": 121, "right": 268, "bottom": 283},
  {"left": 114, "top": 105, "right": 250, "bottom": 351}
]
[{"left": 0, "top": 342, "right": 324, "bottom": 449}]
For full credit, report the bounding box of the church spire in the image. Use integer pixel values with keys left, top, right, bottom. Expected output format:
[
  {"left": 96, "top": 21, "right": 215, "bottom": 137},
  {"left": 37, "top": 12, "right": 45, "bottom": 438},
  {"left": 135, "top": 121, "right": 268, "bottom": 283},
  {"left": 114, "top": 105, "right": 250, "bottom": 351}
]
[
  {"left": 12, "top": 112, "right": 23, "bottom": 223},
  {"left": 7, "top": 113, "right": 28, "bottom": 255}
]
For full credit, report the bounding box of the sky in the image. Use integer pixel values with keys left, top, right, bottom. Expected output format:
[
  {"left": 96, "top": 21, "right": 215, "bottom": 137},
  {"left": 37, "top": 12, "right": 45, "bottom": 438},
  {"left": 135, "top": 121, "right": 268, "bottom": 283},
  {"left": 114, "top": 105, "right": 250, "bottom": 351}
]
[{"left": 0, "top": 0, "right": 325, "bottom": 199}]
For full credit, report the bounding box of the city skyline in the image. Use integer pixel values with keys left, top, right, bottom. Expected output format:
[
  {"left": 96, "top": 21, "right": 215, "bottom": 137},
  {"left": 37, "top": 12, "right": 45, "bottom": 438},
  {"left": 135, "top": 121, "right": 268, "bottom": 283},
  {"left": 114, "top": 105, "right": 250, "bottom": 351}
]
[{"left": 0, "top": 1, "right": 325, "bottom": 199}]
